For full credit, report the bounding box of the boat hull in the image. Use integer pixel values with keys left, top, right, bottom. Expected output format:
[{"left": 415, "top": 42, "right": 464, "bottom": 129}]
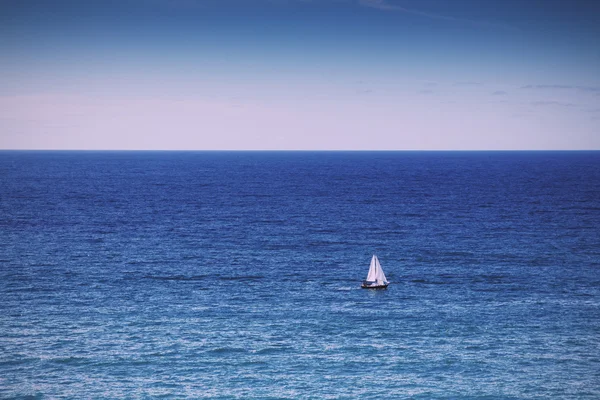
[{"left": 361, "top": 283, "right": 389, "bottom": 289}]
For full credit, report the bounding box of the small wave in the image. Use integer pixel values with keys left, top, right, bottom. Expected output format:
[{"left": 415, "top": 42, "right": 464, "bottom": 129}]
[
  {"left": 51, "top": 356, "right": 88, "bottom": 365},
  {"left": 411, "top": 279, "right": 450, "bottom": 285},
  {"left": 5, "top": 395, "right": 44, "bottom": 400},
  {"left": 238, "top": 360, "right": 268, "bottom": 366},
  {"left": 401, "top": 212, "right": 426, "bottom": 217},
  {"left": 145, "top": 275, "right": 209, "bottom": 281},
  {"left": 261, "top": 244, "right": 299, "bottom": 250},
  {"left": 445, "top": 251, "right": 475, "bottom": 257},
  {"left": 479, "top": 274, "right": 507, "bottom": 282},
  {"left": 307, "top": 241, "right": 347, "bottom": 247},
  {"left": 0, "top": 358, "right": 37, "bottom": 367},
  {"left": 91, "top": 229, "right": 116, "bottom": 235},
  {"left": 219, "top": 275, "right": 264, "bottom": 282},
  {"left": 6, "top": 286, "right": 55, "bottom": 293},
  {"left": 238, "top": 193, "right": 274, "bottom": 199},
  {"left": 308, "top": 228, "right": 339, "bottom": 234},
  {"left": 249, "top": 219, "right": 287, "bottom": 225},
  {"left": 208, "top": 347, "right": 247, "bottom": 354},
  {"left": 254, "top": 346, "right": 292, "bottom": 354},
  {"left": 191, "top": 306, "right": 211, "bottom": 312}
]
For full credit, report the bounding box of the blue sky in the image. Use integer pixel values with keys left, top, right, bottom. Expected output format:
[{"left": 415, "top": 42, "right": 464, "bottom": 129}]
[{"left": 1, "top": 0, "right": 599, "bottom": 149}]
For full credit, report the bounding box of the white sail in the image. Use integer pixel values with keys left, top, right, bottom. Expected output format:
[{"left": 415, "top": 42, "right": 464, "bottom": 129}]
[
  {"left": 363, "top": 255, "right": 389, "bottom": 287},
  {"left": 375, "top": 259, "right": 388, "bottom": 284},
  {"left": 365, "top": 255, "right": 378, "bottom": 282}
]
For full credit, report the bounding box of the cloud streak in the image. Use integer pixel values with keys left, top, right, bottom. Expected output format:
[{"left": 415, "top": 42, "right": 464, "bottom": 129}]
[
  {"left": 358, "top": 0, "right": 518, "bottom": 31},
  {"left": 521, "top": 84, "right": 600, "bottom": 93},
  {"left": 453, "top": 81, "right": 483, "bottom": 86},
  {"left": 531, "top": 100, "right": 576, "bottom": 107}
]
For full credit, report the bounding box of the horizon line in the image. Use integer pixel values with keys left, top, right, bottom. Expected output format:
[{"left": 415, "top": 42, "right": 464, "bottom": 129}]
[{"left": 1, "top": 149, "right": 599, "bottom": 152}]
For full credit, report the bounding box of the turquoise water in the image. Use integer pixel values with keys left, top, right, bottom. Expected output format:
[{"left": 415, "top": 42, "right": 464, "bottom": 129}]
[{"left": 1, "top": 151, "right": 599, "bottom": 399}]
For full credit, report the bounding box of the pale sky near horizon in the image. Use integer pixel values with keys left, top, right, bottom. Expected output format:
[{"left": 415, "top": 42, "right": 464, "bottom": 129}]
[{"left": 1, "top": 0, "right": 599, "bottom": 150}]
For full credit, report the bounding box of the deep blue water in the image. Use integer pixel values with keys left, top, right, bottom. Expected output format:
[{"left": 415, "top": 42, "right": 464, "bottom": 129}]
[{"left": 1, "top": 151, "right": 599, "bottom": 399}]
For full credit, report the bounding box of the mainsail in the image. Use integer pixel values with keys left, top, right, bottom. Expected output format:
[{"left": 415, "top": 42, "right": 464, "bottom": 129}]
[
  {"left": 366, "top": 255, "right": 378, "bottom": 282},
  {"left": 365, "top": 255, "right": 388, "bottom": 284}
]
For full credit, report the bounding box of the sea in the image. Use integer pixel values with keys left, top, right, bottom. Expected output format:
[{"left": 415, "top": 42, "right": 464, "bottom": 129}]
[{"left": 1, "top": 151, "right": 599, "bottom": 399}]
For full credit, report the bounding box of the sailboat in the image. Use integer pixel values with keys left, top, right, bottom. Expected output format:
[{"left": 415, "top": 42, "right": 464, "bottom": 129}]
[{"left": 361, "top": 255, "right": 389, "bottom": 289}]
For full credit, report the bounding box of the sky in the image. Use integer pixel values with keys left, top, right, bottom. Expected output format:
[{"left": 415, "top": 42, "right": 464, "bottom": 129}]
[{"left": 1, "top": 0, "right": 599, "bottom": 150}]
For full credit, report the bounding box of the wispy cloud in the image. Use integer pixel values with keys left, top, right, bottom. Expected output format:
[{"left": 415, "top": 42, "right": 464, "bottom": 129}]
[
  {"left": 522, "top": 84, "right": 572, "bottom": 90},
  {"left": 454, "top": 81, "right": 483, "bottom": 86},
  {"left": 360, "top": 0, "right": 406, "bottom": 12},
  {"left": 358, "top": 0, "right": 518, "bottom": 31},
  {"left": 146, "top": 0, "right": 206, "bottom": 9},
  {"left": 492, "top": 90, "right": 507, "bottom": 96},
  {"left": 521, "top": 84, "right": 600, "bottom": 93},
  {"left": 531, "top": 100, "right": 576, "bottom": 107}
]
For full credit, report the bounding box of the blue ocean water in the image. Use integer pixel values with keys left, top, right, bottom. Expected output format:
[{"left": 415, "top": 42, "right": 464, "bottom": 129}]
[{"left": 1, "top": 151, "right": 599, "bottom": 399}]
